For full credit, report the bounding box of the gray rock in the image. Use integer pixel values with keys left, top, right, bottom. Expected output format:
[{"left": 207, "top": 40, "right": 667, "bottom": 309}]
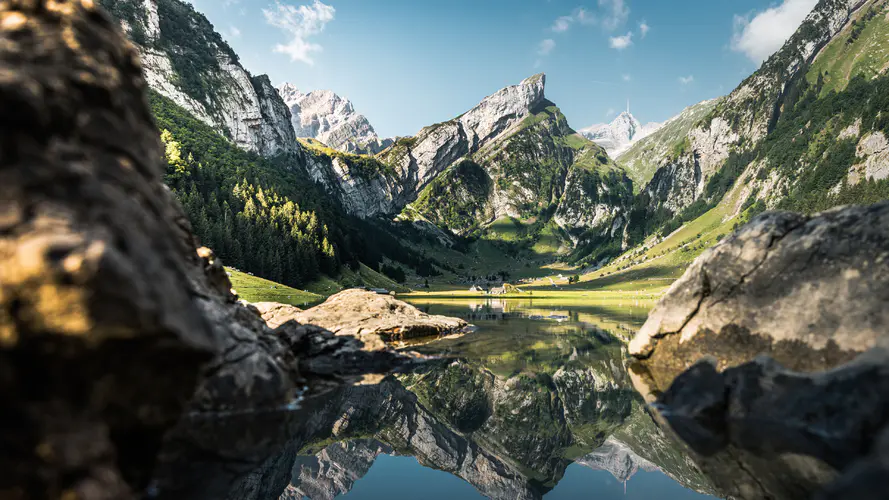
[
  {"left": 629, "top": 202, "right": 889, "bottom": 499},
  {"left": 630, "top": 204, "right": 889, "bottom": 391}
]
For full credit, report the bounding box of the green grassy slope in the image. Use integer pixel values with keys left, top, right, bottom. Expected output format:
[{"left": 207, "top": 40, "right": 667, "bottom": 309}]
[
  {"left": 228, "top": 269, "right": 322, "bottom": 306},
  {"left": 808, "top": 0, "right": 889, "bottom": 94}
]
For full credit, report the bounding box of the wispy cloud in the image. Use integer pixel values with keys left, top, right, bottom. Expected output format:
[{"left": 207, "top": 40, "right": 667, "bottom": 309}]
[
  {"left": 622, "top": 74, "right": 632, "bottom": 82},
  {"left": 549, "top": 1, "right": 628, "bottom": 34},
  {"left": 537, "top": 39, "right": 557, "bottom": 56},
  {"left": 228, "top": 25, "right": 241, "bottom": 38},
  {"left": 731, "top": 0, "right": 817, "bottom": 63},
  {"left": 552, "top": 15, "right": 573, "bottom": 33},
  {"left": 598, "top": 0, "right": 630, "bottom": 31},
  {"left": 550, "top": 7, "right": 596, "bottom": 33},
  {"left": 605, "top": 107, "right": 617, "bottom": 118},
  {"left": 639, "top": 20, "right": 650, "bottom": 38},
  {"left": 679, "top": 75, "right": 695, "bottom": 85},
  {"left": 609, "top": 32, "right": 633, "bottom": 50},
  {"left": 263, "top": 0, "right": 335, "bottom": 65}
]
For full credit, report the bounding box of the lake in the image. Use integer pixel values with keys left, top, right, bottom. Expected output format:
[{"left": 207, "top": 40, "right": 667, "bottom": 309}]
[{"left": 274, "top": 297, "right": 720, "bottom": 500}]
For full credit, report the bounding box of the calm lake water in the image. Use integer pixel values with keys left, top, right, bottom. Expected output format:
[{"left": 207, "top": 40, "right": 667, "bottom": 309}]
[{"left": 276, "top": 297, "right": 720, "bottom": 500}]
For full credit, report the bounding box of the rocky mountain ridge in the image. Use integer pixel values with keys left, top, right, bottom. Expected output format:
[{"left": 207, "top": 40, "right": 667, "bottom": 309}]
[
  {"left": 580, "top": 111, "right": 662, "bottom": 157},
  {"left": 277, "top": 83, "right": 394, "bottom": 155}
]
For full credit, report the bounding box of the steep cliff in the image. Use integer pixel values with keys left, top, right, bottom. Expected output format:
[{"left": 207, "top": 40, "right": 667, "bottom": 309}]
[{"left": 100, "top": 0, "right": 299, "bottom": 157}]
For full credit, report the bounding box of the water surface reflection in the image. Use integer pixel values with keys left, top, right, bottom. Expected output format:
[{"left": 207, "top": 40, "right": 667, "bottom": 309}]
[{"left": 277, "top": 298, "right": 717, "bottom": 499}]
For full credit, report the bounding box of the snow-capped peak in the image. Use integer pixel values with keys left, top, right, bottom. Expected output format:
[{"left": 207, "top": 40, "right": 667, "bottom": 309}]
[{"left": 580, "top": 111, "right": 662, "bottom": 157}]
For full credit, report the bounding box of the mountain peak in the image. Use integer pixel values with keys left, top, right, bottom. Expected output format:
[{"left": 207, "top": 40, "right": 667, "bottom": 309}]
[
  {"left": 522, "top": 73, "right": 546, "bottom": 88},
  {"left": 580, "top": 110, "right": 662, "bottom": 158},
  {"left": 276, "top": 84, "right": 389, "bottom": 155}
]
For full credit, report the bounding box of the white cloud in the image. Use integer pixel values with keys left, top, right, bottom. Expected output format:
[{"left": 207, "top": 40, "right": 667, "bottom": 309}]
[
  {"left": 552, "top": 16, "right": 573, "bottom": 33},
  {"left": 731, "top": 0, "right": 818, "bottom": 63},
  {"left": 622, "top": 74, "right": 632, "bottom": 82},
  {"left": 639, "top": 20, "right": 650, "bottom": 38},
  {"left": 609, "top": 32, "right": 633, "bottom": 50},
  {"left": 549, "top": 2, "right": 627, "bottom": 34},
  {"left": 679, "top": 75, "right": 695, "bottom": 85},
  {"left": 537, "top": 38, "right": 556, "bottom": 56},
  {"left": 550, "top": 7, "right": 596, "bottom": 33},
  {"left": 263, "top": 0, "right": 335, "bottom": 65},
  {"left": 598, "top": 0, "right": 630, "bottom": 31},
  {"left": 605, "top": 107, "right": 617, "bottom": 118},
  {"left": 228, "top": 25, "right": 241, "bottom": 38}
]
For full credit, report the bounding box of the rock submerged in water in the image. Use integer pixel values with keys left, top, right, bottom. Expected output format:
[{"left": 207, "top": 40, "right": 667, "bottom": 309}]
[
  {"left": 293, "top": 289, "right": 471, "bottom": 348},
  {"left": 629, "top": 203, "right": 889, "bottom": 499},
  {"left": 0, "top": 2, "right": 414, "bottom": 497}
]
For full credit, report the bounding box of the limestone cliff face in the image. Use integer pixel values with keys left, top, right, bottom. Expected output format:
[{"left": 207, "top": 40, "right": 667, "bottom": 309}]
[
  {"left": 101, "top": 0, "right": 299, "bottom": 157},
  {"left": 643, "top": 153, "right": 704, "bottom": 215}
]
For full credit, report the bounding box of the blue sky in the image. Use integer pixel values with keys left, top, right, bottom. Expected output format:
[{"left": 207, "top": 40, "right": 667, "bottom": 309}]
[{"left": 188, "top": 0, "right": 819, "bottom": 138}]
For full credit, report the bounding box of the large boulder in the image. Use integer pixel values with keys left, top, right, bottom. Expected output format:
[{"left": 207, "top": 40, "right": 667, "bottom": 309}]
[
  {"left": 628, "top": 203, "right": 889, "bottom": 499},
  {"left": 630, "top": 204, "right": 889, "bottom": 392},
  {"left": 296, "top": 289, "right": 470, "bottom": 347},
  {"left": 0, "top": 2, "right": 410, "bottom": 498}
]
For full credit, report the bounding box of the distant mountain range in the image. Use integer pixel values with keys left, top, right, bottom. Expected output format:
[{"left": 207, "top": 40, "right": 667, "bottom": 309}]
[
  {"left": 579, "top": 111, "right": 663, "bottom": 158},
  {"left": 101, "top": 0, "right": 889, "bottom": 287}
]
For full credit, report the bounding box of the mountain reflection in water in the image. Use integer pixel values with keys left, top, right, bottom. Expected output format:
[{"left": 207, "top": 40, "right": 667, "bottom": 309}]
[{"left": 155, "top": 298, "right": 719, "bottom": 500}]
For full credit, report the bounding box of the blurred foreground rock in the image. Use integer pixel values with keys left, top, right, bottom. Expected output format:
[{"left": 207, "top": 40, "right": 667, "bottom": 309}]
[
  {"left": 0, "top": 2, "right": 415, "bottom": 498},
  {"left": 630, "top": 204, "right": 889, "bottom": 499}
]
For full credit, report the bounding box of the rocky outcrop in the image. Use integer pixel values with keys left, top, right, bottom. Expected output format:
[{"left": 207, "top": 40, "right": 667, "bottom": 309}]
[
  {"left": 642, "top": 153, "right": 704, "bottom": 215},
  {"left": 629, "top": 202, "right": 889, "bottom": 499},
  {"left": 295, "top": 289, "right": 470, "bottom": 346},
  {"left": 850, "top": 130, "right": 889, "bottom": 184},
  {"left": 278, "top": 84, "right": 393, "bottom": 155},
  {"left": 630, "top": 204, "right": 889, "bottom": 390},
  {"left": 0, "top": 2, "right": 410, "bottom": 497}
]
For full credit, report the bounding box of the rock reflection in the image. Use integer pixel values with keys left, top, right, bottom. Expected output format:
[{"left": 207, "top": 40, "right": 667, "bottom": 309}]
[{"left": 154, "top": 299, "right": 718, "bottom": 499}]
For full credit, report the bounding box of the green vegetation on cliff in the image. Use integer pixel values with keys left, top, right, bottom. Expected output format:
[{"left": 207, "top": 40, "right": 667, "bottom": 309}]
[
  {"left": 807, "top": 0, "right": 889, "bottom": 95},
  {"left": 412, "top": 160, "right": 493, "bottom": 235}
]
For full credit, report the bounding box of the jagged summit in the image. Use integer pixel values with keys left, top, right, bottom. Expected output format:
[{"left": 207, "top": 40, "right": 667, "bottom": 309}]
[
  {"left": 580, "top": 111, "right": 662, "bottom": 158},
  {"left": 276, "top": 83, "right": 392, "bottom": 155}
]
